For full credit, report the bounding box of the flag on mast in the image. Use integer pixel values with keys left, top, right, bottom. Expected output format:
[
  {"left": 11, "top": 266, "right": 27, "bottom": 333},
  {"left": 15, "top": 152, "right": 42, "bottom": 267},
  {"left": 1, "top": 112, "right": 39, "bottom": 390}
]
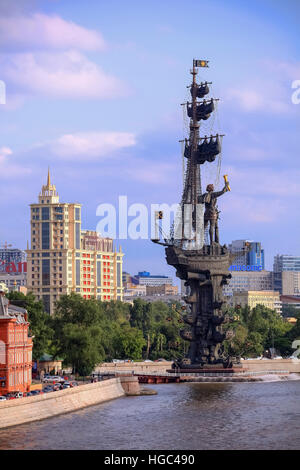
[{"left": 193, "top": 59, "right": 209, "bottom": 67}]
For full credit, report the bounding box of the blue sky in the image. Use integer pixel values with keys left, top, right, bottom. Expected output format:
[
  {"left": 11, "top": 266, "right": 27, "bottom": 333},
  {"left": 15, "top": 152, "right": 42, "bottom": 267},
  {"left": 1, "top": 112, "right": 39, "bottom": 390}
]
[{"left": 0, "top": 0, "right": 300, "bottom": 283}]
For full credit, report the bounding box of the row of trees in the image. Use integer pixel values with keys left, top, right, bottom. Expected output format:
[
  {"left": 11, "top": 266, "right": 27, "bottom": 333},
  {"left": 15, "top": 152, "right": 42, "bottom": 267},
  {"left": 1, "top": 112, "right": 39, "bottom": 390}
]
[
  {"left": 6, "top": 292, "right": 300, "bottom": 376},
  {"left": 6, "top": 292, "right": 185, "bottom": 375},
  {"left": 224, "top": 304, "right": 299, "bottom": 358}
]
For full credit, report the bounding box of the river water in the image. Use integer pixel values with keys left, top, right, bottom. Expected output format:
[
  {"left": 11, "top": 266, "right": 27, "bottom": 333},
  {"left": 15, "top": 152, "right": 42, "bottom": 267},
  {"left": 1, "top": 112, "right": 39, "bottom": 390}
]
[{"left": 0, "top": 380, "right": 299, "bottom": 450}]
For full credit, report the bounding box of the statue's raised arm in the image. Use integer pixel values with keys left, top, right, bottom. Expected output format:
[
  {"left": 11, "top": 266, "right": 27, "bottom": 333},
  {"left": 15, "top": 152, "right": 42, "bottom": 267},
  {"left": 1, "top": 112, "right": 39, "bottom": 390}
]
[{"left": 198, "top": 182, "right": 230, "bottom": 245}]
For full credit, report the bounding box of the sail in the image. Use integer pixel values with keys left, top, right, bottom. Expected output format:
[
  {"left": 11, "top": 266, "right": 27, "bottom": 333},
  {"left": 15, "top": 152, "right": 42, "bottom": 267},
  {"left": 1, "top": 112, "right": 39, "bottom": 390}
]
[
  {"left": 187, "top": 98, "right": 214, "bottom": 121},
  {"left": 190, "top": 82, "right": 209, "bottom": 98},
  {"left": 184, "top": 135, "right": 221, "bottom": 164}
]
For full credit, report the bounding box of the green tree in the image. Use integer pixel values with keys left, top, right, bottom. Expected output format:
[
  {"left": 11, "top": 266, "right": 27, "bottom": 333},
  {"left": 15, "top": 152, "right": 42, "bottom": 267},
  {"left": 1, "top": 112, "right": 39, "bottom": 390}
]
[
  {"left": 51, "top": 294, "right": 108, "bottom": 374},
  {"left": 7, "top": 291, "right": 53, "bottom": 360},
  {"left": 113, "top": 325, "right": 146, "bottom": 360}
]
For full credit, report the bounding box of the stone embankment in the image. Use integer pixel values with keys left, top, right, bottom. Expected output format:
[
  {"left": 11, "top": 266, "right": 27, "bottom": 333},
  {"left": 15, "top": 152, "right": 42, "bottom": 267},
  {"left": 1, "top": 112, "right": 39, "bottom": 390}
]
[
  {"left": 240, "top": 358, "right": 300, "bottom": 373},
  {"left": 0, "top": 376, "right": 142, "bottom": 430},
  {"left": 95, "top": 359, "right": 300, "bottom": 375},
  {"left": 94, "top": 361, "right": 173, "bottom": 375}
]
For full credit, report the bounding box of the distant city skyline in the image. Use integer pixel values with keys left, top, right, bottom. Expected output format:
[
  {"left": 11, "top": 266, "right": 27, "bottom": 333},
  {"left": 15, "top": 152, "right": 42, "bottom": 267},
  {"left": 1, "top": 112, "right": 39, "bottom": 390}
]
[{"left": 0, "top": 0, "right": 300, "bottom": 283}]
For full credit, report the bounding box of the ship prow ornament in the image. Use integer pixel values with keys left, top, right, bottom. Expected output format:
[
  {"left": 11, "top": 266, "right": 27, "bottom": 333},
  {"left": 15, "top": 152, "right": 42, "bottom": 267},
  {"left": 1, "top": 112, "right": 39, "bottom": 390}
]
[{"left": 152, "top": 59, "right": 237, "bottom": 370}]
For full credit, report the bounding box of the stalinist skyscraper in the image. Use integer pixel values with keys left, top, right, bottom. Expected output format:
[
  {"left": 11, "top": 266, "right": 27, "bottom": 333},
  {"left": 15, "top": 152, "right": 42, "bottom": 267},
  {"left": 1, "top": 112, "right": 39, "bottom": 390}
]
[{"left": 26, "top": 170, "right": 124, "bottom": 314}]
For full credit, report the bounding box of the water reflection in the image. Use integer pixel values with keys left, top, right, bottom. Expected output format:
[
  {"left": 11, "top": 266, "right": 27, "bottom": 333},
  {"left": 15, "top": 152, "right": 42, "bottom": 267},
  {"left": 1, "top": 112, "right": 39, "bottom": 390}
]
[{"left": 0, "top": 382, "right": 299, "bottom": 450}]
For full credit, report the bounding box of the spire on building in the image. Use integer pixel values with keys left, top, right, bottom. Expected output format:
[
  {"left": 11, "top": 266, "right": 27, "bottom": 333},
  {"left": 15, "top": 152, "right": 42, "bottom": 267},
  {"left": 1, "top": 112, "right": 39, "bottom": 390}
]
[{"left": 39, "top": 168, "right": 59, "bottom": 203}]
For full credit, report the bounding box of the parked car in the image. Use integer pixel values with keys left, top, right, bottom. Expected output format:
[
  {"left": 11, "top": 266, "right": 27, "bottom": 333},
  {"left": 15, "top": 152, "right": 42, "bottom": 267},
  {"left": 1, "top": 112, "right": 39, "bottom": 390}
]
[
  {"left": 4, "top": 394, "right": 16, "bottom": 400},
  {"left": 53, "top": 383, "right": 63, "bottom": 391},
  {"left": 63, "top": 381, "right": 72, "bottom": 386},
  {"left": 30, "top": 390, "right": 43, "bottom": 396},
  {"left": 0, "top": 396, "right": 6, "bottom": 401},
  {"left": 70, "top": 381, "right": 78, "bottom": 387},
  {"left": 62, "top": 383, "right": 71, "bottom": 389},
  {"left": 43, "top": 375, "right": 64, "bottom": 383}
]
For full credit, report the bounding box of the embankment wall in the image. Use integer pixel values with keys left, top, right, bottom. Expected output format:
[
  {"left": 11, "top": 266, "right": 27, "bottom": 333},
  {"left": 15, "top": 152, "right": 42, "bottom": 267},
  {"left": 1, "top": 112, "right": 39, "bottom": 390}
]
[
  {"left": 94, "top": 361, "right": 173, "bottom": 374},
  {"left": 0, "top": 378, "right": 126, "bottom": 430},
  {"left": 241, "top": 358, "right": 300, "bottom": 373}
]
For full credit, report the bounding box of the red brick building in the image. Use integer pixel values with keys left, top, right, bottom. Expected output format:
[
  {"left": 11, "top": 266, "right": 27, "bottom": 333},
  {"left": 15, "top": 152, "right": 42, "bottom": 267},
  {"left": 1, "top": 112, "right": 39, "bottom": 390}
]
[{"left": 0, "top": 292, "right": 33, "bottom": 396}]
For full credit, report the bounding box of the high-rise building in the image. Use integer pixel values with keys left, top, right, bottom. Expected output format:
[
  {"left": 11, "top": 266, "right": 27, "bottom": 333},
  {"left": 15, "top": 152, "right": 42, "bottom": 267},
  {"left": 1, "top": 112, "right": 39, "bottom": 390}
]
[
  {"left": 273, "top": 255, "right": 300, "bottom": 272},
  {"left": 136, "top": 271, "right": 173, "bottom": 287},
  {"left": 26, "top": 171, "right": 124, "bottom": 314},
  {"left": 0, "top": 244, "right": 27, "bottom": 292},
  {"left": 273, "top": 255, "right": 300, "bottom": 295},
  {"left": 228, "top": 240, "right": 265, "bottom": 269},
  {"left": 223, "top": 270, "right": 273, "bottom": 297},
  {"left": 0, "top": 246, "right": 26, "bottom": 265}
]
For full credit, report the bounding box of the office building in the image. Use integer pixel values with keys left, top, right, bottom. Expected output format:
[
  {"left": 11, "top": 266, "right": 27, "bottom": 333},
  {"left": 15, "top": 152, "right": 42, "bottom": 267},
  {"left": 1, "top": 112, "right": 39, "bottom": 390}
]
[
  {"left": 228, "top": 240, "right": 265, "bottom": 269},
  {"left": 26, "top": 171, "right": 124, "bottom": 314},
  {"left": 223, "top": 270, "right": 273, "bottom": 297},
  {"left": 0, "top": 246, "right": 26, "bottom": 266},
  {"left": 229, "top": 290, "right": 282, "bottom": 315},
  {"left": 136, "top": 271, "right": 173, "bottom": 287},
  {"left": 273, "top": 255, "right": 300, "bottom": 295},
  {"left": 0, "top": 272, "right": 27, "bottom": 292},
  {"left": 146, "top": 284, "right": 178, "bottom": 296}
]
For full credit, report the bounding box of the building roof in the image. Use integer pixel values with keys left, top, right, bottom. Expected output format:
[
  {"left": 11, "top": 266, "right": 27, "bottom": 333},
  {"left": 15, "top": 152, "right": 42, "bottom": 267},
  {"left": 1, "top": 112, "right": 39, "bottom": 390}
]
[
  {"left": 0, "top": 295, "right": 28, "bottom": 323},
  {"left": 38, "top": 353, "right": 63, "bottom": 362}
]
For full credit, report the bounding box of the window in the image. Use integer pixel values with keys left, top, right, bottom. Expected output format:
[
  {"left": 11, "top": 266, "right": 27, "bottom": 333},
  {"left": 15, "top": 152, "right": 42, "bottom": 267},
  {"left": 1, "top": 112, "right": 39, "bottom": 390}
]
[
  {"left": 76, "top": 259, "right": 80, "bottom": 285},
  {"left": 43, "top": 295, "right": 50, "bottom": 314},
  {"left": 42, "top": 259, "right": 50, "bottom": 285},
  {"left": 42, "top": 223, "right": 50, "bottom": 249},
  {"left": 75, "top": 223, "right": 80, "bottom": 249},
  {"left": 42, "top": 207, "right": 50, "bottom": 220}
]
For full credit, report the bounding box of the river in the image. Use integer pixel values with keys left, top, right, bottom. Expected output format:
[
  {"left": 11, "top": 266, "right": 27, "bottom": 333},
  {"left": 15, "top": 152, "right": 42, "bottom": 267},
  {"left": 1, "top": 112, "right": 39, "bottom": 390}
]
[{"left": 0, "top": 380, "right": 299, "bottom": 450}]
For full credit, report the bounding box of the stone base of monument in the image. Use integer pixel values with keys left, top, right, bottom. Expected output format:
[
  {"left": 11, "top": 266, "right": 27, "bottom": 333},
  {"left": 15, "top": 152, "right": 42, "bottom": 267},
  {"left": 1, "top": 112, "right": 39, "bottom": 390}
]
[
  {"left": 166, "top": 365, "right": 293, "bottom": 382},
  {"left": 167, "top": 367, "right": 244, "bottom": 375}
]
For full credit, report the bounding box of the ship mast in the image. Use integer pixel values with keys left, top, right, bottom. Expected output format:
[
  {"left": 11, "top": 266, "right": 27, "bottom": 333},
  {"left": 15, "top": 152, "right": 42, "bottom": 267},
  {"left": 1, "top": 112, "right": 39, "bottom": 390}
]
[
  {"left": 180, "top": 59, "right": 209, "bottom": 248},
  {"left": 153, "top": 59, "right": 222, "bottom": 249},
  {"left": 190, "top": 60, "right": 202, "bottom": 244}
]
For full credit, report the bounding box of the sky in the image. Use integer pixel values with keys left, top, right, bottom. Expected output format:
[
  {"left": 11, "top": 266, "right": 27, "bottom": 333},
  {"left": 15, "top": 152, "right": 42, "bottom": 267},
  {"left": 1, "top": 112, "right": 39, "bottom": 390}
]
[{"left": 0, "top": 0, "right": 300, "bottom": 284}]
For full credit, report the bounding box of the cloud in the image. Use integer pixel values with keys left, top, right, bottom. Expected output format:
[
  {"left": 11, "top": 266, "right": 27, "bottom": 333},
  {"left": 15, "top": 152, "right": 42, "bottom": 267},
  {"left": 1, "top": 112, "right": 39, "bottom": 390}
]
[
  {"left": 0, "top": 13, "right": 106, "bottom": 51},
  {"left": 0, "top": 11, "right": 128, "bottom": 103},
  {"left": 39, "top": 131, "right": 137, "bottom": 160},
  {"left": 0, "top": 146, "right": 12, "bottom": 163},
  {"left": 0, "top": 146, "right": 31, "bottom": 178},
  {"left": 226, "top": 84, "right": 290, "bottom": 114},
  {"left": 225, "top": 60, "right": 300, "bottom": 114},
  {"left": 125, "top": 161, "right": 178, "bottom": 184},
  {"left": 222, "top": 194, "right": 285, "bottom": 224},
  {"left": 0, "top": 50, "right": 128, "bottom": 99}
]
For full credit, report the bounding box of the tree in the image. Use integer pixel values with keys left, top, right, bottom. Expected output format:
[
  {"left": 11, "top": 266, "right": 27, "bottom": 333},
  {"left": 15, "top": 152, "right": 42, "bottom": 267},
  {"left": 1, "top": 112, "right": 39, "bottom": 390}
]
[
  {"left": 113, "top": 325, "right": 146, "bottom": 360},
  {"left": 7, "top": 291, "right": 53, "bottom": 360},
  {"left": 57, "top": 323, "right": 105, "bottom": 376},
  {"left": 51, "top": 294, "right": 108, "bottom": 374},
  {"left": 224, "top": 304, "right": 294, "bottom": 357}
]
